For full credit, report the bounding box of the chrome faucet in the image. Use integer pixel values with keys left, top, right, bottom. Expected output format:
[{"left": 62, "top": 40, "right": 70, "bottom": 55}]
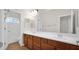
[{"left": 76, "top": 41, "right": 79, "bottom": 46}]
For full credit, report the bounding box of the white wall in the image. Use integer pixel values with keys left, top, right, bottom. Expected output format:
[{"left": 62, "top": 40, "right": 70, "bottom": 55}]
[
  {"left": 38, "top": 9, "right": 72, "bottom": 33},
  {"left": 0, "top": 10, "right": 3, "bottom": 42}
]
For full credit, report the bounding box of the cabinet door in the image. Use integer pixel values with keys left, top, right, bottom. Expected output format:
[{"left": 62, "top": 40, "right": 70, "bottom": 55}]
[
  {"left": 48, "top": 40, "right": 57, "bottom": 47},
  {"left": 70, "top": 45, "right": 78, "bottom": 50},
  {"left": 48, "top": 39, "right": 73, "bottom": 50},
  {"left": 27, "top": 35, "right": 33, "bottom": 49},
  {"left": 41, "top": 38, "right": 48, "bottom": 44},
  {"left": 48, "top": 40, "right": 58, "bottom": 50},
  {"left": 33, "top": 43, "right": 40, "bottom": 50},
  {"left": 33, "top": 36, "right": 41, "bottom": 49},
  {"left": 41, "top": 38, "right": 55, "bottom": 50},
  {"left": 33, "top": 44, "right": 40, "bottom": 50},
  {"left": 41, "top": 38, "right": 48, "bottom": 50},
  {"left": 76, "top": 46, "right": 79, "bottom": 50},
  {"left": 41, "top": 43, "right": 55, "bottom": 50},
  {"left": 56, "top": 42, "right": 70, "bottom": 50},
  {"left": 48, "top": 39, "right": 57, "bottom": 50},
  {"left": 23, "top": 34, "right": 28, "bottom": 46}
]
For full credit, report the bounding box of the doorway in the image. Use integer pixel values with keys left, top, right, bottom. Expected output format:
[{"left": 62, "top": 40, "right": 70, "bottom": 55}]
[
  {"left": 4, "top": 10, "right": 21, "bottom": 45},
  {"left": 60, "top": 15, "right": 73, "bottom": 33}
]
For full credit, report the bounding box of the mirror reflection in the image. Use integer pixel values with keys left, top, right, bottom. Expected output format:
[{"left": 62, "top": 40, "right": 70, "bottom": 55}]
[
  {"left": 37, "top": 10, "right": 73, "bottom": 34},
  {"left": 24, "top": 9, "right": 79, "bottom": 35}
]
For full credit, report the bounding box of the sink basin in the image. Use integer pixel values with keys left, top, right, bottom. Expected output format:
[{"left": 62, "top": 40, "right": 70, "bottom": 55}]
[{"left": 57, "top": 34, "right": 63, "bottom": 38}]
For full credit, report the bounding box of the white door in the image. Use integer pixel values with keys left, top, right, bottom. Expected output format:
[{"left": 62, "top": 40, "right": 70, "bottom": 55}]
[{"left": 4, "top": 11, "right": 21, "bottom": 44}]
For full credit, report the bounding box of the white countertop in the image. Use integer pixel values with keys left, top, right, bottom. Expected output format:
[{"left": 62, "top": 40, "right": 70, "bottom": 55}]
[{"left": 24, "top": 31, "right": 79, "bottom": 46}]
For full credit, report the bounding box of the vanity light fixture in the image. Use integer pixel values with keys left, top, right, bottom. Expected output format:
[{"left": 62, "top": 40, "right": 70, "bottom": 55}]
[
  {"left": 26, "top": 9, "right": 38, "bottom": 20},
  {"left": 31, "top": 9, "right": 38, "bottom": 16}
]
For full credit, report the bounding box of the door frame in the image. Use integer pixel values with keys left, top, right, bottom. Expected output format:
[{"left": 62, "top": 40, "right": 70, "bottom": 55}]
[
  {"left": 3, "top": 10, "right": 23, "bottom": 46},
  {"left": 59, "top": 10, "right": 74, "bottom": 33}
]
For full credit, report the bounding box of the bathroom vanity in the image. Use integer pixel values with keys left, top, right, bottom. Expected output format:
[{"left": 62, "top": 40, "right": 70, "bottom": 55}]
[{"left": 23, "top": 32, "right": 79, "bottom": 50}]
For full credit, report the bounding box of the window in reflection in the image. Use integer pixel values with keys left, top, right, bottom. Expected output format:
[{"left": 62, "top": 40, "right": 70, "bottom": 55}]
[{"left": 5, "top": 17, "right": 19, "bottom": 23}]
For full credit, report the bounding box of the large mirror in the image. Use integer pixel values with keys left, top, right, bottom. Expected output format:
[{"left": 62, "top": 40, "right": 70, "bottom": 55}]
[
  {"left": 24, "top": 9, "right": 38, "bottom": 32},
  {"left": 23, "top": 9, "right": 79, "bottom": 35},
  {"left": 36, "top": 9, "right": 79, "bottom": 35}
]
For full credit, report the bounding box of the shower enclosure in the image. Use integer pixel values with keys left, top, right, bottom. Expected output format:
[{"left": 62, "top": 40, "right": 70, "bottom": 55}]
[{"left": 0, "top": 10, "right": 21, "bottom": 50}]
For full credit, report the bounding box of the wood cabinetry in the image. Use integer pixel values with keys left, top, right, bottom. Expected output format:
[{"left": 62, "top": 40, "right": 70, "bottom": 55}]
[
  {"left": 27, "top": 35, "right": 32, "bottom": 49},
  {"left": 23, "top": 34, "right": 33, "bottom": 49},
  {"left": 41, "top": 38, "right": 47, "bottom": 50},
  {"left": 41, "top": 42, "right": 55, "bottom": 50},
  {"left": 32, "top": 36, "right": 41, "bottom": 50},
  {"left": 56, "top": 42, "right": 70, "bottom": 50},
  {"left": 69, "top": 45, "right": 77, "bottom": 50},
  {"left": 23, "top": 34, "right": 28, "bottom": 46},
  {"left": 76, "top": 46, "right": 79, "bottom": 50},
  {"left": 41, "top": 38, "right": 55, "bottom": 50},
  {"left": 23, "top": 34, "right": 79, "bottom": 50}
]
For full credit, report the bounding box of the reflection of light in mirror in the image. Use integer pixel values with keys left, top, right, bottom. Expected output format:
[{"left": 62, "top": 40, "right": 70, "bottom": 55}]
[
  {"left": 26, "top": 10, "right": 38, "bottom": 20},
  {"left": 31, "top": 10, "right": 38, "bottom": 16}
]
